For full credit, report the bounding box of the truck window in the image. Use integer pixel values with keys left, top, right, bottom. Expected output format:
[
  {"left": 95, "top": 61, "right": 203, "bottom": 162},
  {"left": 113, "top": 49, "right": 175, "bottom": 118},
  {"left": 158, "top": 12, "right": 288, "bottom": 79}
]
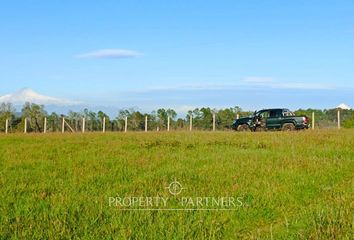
[
  {"left": 269, "top": 110, "right": 282, "bottom": 118},
  {"left": 259, "top": 111, "right": 270, "bottom": 119},
  {"left": 283, "top": 110, "right": 295, "bottom": 116}
]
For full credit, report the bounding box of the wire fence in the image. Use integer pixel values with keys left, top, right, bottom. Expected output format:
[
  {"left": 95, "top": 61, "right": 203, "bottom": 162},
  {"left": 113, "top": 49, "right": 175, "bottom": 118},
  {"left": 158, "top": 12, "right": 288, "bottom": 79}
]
[{"left": 0, "top": 110, "right": 351, "bottom": 134}]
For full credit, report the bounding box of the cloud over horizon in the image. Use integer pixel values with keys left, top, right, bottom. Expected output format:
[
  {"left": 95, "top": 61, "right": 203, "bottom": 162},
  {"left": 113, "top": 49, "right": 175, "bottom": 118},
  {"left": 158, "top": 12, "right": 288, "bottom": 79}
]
[
  {"left": 140, "top": 77, "right": 337, "bottom": 93},
  {"left": 76, "top": 49, "right": 142, "bottom": 59},
  {"left": 240, "top": 77, "right": 336, "bottom": 90}
]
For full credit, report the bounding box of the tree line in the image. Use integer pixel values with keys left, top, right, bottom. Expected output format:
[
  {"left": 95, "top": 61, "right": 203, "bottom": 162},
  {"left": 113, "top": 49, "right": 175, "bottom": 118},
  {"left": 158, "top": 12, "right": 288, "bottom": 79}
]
[
  {"left": 0, "top": 102, "right": 353, "bottom": 132},
  {"left": 294, "top": 108, "right": 354, "bottom": 128}
]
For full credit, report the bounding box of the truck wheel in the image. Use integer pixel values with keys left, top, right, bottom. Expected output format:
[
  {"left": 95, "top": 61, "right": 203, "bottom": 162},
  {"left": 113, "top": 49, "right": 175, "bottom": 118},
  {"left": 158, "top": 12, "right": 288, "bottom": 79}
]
[
  {"left": 237, "top": 124, "right": 250, "bottom": 132},
  {"left": 282, "top": 123, "right": 295, "bottom": 131}
]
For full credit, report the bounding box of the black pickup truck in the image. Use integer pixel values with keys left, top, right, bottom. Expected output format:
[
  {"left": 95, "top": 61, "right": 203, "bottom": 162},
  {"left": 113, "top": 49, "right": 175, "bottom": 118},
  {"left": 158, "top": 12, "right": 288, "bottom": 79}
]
[{"left": 232, "top": 108, "right": 309, "bottom": 131}]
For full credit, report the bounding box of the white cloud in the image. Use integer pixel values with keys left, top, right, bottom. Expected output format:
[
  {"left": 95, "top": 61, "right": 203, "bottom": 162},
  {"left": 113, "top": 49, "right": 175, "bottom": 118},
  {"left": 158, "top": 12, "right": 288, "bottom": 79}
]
[
  {"left": 243, "top": 76, "right": 274, "bottom": 83},
  {"left": 269, "top": 82, "right": 334, "bottom": 90},
  {"left": 142, "top": 78, "right": 335, "bottom": 93},
  {"left": 76, "top": 49, "right": 142, "bottom": 59},
  {"left": 144, "top": 83, "right": 240, "bottom": 92},
  {"left": 145, "top": 84, "right": 221, "bottom": 91},
  {"left": 0, "top": 88, "right": 81, "bottom": 106},
  {"left": 241, "top": 77, "right": 334, "bottom": 90}
]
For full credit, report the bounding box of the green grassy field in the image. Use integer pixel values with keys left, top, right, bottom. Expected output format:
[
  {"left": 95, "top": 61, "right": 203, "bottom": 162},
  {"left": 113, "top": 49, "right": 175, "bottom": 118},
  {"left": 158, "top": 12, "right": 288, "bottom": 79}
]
[{"left": 0, "top": 130, "right": 353, "bottom": 239}]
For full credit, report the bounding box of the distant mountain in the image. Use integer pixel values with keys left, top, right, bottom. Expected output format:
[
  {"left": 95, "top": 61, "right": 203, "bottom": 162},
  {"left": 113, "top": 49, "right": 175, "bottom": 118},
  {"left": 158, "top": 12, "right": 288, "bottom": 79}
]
[
  {"left": 336, "top": 103, "right": 351, "bottom": 110},
  {"left": 0, "top": 88, "right": 80, "bottom": 106},
  {"left": 0, "top": 88, "right": 122, "bottom": 117}
]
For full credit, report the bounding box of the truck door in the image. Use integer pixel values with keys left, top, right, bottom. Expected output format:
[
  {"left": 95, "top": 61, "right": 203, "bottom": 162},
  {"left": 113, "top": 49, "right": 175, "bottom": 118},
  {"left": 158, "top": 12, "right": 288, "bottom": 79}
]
[
  {"left": 266, "top": 110, "right": 282, "bottom": 129},
  {"left": 256, "top": 110, "right": 269, "bottom": 129}
]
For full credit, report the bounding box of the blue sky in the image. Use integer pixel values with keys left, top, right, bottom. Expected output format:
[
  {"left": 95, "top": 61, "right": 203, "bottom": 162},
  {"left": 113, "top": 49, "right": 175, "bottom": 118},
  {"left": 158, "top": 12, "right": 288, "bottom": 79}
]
[{"left": 0, "top": 0, "right": 353, "bottom": 113}]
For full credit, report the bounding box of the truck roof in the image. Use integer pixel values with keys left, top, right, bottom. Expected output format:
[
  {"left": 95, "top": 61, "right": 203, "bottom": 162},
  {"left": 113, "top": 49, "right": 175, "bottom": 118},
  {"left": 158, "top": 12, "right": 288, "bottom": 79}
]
[{"left": 258, "top": 108, "right": 290, "bottom": 111}]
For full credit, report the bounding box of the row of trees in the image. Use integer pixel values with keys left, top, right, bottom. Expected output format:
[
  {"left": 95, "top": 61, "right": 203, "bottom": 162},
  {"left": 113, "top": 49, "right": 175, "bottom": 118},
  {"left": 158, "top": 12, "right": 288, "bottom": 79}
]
[
  {"left": 0, "top": 102, "right": 252, "bottom": 132},
  {"left": 0, "top": 102, "right": 353, "bottom": 132}
]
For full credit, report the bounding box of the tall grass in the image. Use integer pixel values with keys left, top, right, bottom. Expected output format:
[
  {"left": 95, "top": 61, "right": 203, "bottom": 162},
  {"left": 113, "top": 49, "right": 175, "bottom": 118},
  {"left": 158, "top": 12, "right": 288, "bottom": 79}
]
[{"left": 0, "top": 130, "right": 353, "bottom": 239}]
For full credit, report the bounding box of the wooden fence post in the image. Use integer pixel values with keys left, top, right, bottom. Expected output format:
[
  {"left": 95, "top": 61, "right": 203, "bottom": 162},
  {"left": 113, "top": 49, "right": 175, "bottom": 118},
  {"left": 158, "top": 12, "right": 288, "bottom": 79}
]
[
  {"left": 167, "top": 116, "right": 170, "bottom": 131},
  {"left": 145, "top": 116, "right": 148, "bottom": 132},
  {"left": 5, "top": 119, "right": 8, "bottom": 134},
  {"left": 24, "top": 118, "right": 27, "bottom": 133},
  {"left": 102, "top": 117, "right": 106, "bottom": 133},
  {"left": 61, "top": 117, "right": 65, "bottom": 133},
  {"left": 75, "top": 120, "right": 78, "bottom": 132},
  {"left": 82, "top": 118, "right": 85, "bottom": 133},
  {"left": 212, "top": 113, "right": 216, "bottom": 131},
  {"left": 189, "top": 114, "right": 193, "bottom": 131},
  {"left": 125, "top": 116, "right": 128, "bottom": 132},
  {"left": 337, "top": 110, "right": 340, "bottom": 129},
  {"left": 312, "top": 112, "right": 315, "bottom": 130},
  {"left": 44, "top": 117, "right": 47, "bottom": 133}
]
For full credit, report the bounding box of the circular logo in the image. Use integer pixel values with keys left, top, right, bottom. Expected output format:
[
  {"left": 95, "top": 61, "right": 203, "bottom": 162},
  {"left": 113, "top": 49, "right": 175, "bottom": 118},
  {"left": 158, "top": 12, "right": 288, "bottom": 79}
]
[{"left": 166, "top": 179, "right": 185, "bottom": 196}]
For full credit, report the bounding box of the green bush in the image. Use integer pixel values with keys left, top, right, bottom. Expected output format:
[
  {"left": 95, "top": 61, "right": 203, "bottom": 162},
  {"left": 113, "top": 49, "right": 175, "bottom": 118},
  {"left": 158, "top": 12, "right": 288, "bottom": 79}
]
[{"left": 343, "top": 118, "right": 354, "bottom": 128}]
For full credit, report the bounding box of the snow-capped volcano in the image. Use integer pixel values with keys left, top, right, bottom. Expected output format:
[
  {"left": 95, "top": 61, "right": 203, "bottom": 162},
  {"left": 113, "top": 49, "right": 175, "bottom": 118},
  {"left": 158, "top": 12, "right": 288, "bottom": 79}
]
[
  {"left": 336, "top": 103, "right": 351, "bottom": 110},
  {"left": 0, "top": 88, "right": 80, "bottom": 106}
]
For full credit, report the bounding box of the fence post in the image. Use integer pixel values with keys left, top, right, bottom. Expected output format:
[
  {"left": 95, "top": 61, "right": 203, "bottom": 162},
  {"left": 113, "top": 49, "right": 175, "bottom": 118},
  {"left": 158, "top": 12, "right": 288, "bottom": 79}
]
[
  {"left": 44, "top": 117, "right": 47, "bottom": 133},
  {"left": 312, "top": 112, "right": 315, "bottom": 130},
  {"left": 189, "top": 114, "right": 193, "bottom": 131},
  {"left": 82, "top": 118, "right": 85, "bottom": 133},
  {"left": 102, "top": 117, "right": 106, "bottom": 133},
  {"left": 167, "top": 116, "right": 170, "bottom": 131},
  {"left": 124, "top": 116, "right": 128, "bottom": 132},
  {"left": 61, "top": 117, "right": 65, "bottom": 133},
  {"left": 5, "top": 119, "right": 8, "bottom": 134},
  {"left": 24, "top": 118, "right": 27, "bottom": 133},
  {"left": 145, "top": 116, "right": 148, "bottom": 132},
  {"left": 212, "top": 113, "right": 216, "bottom": 131},
  {"left": 337, "top": 109, "right": 340, "bottom": 129},
  {"left": 236, "top": 114, "right": 239, "bottom": 119}
]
